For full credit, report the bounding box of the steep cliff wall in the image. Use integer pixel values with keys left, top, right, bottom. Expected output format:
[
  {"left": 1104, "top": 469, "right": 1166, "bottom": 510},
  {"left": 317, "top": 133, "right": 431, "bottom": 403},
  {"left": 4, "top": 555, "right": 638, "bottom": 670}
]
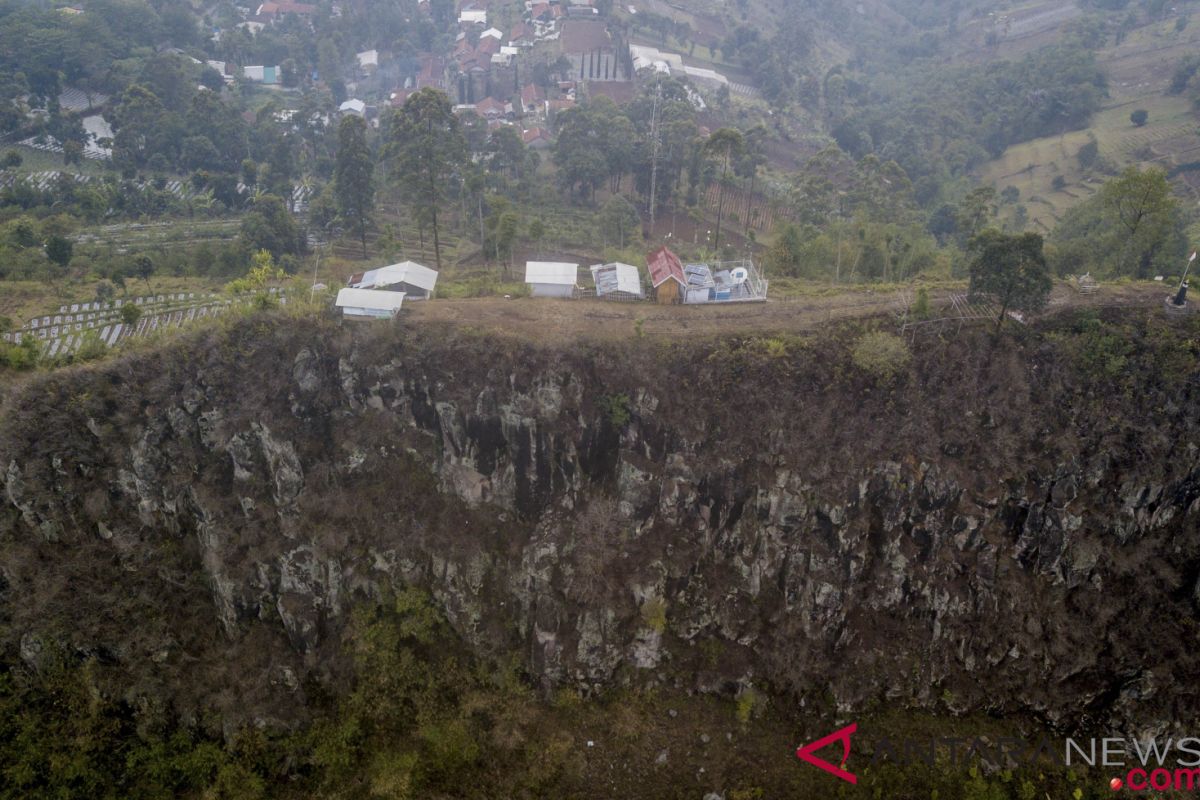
[{"left": 2, "top": 310, "right": 1198, "bottom": 733}]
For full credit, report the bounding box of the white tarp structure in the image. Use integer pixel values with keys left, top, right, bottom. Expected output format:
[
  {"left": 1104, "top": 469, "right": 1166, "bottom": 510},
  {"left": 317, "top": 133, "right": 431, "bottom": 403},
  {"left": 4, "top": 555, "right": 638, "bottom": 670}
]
[
  {"left": 630, "top": 44, "right": 683, "bottom": 75},
  {"left": 336, "top": 288, "right": 405, "bottom": 319},
  {"left": 682, "top": 65, "right": 729, "bottom": 89},
  {"left": 525, "top": 261, "right": 578, "bottom": 298},
  {"left": 590, "top": 262, "right": 643, "bottom": 298},
  {"left": 348, "top": 261, "right": 438, "bottom": 299},
  {"left": 356, "top": 49, "right": 379, "bottom": 71}
]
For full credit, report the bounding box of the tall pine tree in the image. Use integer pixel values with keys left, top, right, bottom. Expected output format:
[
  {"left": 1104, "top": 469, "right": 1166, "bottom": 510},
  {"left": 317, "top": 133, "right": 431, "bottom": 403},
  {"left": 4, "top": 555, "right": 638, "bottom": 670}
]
[
  {"left": 384, "top": 89, "right": 467, "bottom": 270},
  {"left": 334, "top": 115, "right": 375, "bottom": 259}
]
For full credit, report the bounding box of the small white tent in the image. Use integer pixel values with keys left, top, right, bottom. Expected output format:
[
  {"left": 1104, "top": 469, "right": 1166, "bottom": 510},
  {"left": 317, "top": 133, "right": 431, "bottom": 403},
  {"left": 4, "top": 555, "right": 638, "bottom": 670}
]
[
  {"left": 336, "top": 288, "right": 406, "bottom": 319},
  {"left": 348, "top": 261, "right": 438, "bottom": 299},
  {"left": 525, "top": 261, "right": 578, "bottom": 298}
]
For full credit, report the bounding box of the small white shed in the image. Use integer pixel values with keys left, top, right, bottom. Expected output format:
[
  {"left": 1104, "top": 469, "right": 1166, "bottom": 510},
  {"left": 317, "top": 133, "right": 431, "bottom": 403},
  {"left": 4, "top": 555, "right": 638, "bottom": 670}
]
[
  {"left": 336, "top": 288, "right": 406, "bottom": 319},
  {"left": 590, "top": 262, "right": 644, "bottom": 299},
  {"left": 348, "top": 260, "right": 438, "bottom": 299},
  {"left": 525, "top": 261, "right": 578, "bottom": 298}
]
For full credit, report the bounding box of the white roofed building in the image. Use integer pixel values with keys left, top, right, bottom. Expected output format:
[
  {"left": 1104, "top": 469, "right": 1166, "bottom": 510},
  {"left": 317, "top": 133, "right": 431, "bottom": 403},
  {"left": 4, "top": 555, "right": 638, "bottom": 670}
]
[
  {"left": 347, "top": 260, "right": 438, "bottom": 299},
  {"left": 525, "top": 261, "right": 578, "bottom": 298},
  {"left": 339, "top": 98, "right": 367, "bottom": 117},
  {"left": 356, "top": 49, "right": 379, "bottom": 74},
  {"left": 336, "top": 288, "right": 406, "bottom": 319}
]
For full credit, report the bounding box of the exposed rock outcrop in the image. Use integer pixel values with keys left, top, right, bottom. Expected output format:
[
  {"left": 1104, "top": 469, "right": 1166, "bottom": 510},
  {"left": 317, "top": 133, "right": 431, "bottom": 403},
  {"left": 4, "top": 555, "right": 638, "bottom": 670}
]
[{"left": 1, "top": 314, "right": 1198, "bottom": 733}]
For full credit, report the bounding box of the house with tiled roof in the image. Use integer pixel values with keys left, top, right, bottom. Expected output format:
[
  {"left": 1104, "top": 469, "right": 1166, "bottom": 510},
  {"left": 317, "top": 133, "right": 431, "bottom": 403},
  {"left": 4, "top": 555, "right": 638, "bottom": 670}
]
[
  {"left": 474, "top": 96, "right": 506, "bottom": 119},
  {"left": 522, "top": 126, "right": 552, "bottom": 149}
]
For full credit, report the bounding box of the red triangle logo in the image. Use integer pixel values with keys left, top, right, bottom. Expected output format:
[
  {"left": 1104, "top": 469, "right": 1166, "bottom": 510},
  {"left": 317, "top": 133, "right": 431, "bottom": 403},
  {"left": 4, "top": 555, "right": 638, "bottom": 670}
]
[{"left": 795, "top": 723, "right": 857, "bottom": 784}]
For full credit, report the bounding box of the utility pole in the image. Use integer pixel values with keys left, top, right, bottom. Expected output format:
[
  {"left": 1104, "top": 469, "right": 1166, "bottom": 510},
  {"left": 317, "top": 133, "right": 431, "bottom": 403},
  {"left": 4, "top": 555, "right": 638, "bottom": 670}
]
[
  {"left": 648, "top": 80, "right": 662, "bottom": 237},
  {"left": 309, "top": 245, "right": 322, "bottom": 302}
]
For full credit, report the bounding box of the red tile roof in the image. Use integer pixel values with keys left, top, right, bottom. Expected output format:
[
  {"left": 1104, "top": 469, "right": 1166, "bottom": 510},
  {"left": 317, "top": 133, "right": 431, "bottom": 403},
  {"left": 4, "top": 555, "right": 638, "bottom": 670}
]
[
  {"left": 475, "top": 96, "right": 505, "bottom": 117},
  {"left": 257, "top": 1, "right": 316, "bottom": 15},
  {"left": 522, "top": 126, "right": 550, "bottom": 144},
  {"left": 646, "top": 246, "right": 685, "bottom": 288}
]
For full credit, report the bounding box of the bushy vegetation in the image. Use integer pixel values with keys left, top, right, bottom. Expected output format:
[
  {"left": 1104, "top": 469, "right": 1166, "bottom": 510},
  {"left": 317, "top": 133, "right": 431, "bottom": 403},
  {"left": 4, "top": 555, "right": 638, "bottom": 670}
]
[
  {"left": 0, "top": 581, "right": 1142, "bottom": 799},
  {"left": 828, "top": 42, "right": 1107, "bottom": 204},
  {"left": 1049, "top": 167, "right": 1187, "bottom": 279},
  {"left": 851, "top": 330, "right": 912, "bottom": 379}
]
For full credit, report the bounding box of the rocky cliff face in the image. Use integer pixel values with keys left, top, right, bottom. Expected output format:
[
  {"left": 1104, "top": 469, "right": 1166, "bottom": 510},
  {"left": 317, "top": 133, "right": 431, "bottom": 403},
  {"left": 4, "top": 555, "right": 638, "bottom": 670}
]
[{"left": 2, "top": 313, "right": 1198, "bottom": 733}]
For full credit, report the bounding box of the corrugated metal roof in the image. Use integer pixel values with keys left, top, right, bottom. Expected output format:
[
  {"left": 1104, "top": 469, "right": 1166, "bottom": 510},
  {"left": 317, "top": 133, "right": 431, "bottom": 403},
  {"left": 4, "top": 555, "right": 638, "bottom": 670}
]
[
  {"left": 525, "top": 261, "right": 578, "bottom": 285},
  {"left": 348, "top": 261, "right": 438, "bottom": 292},
  {"left": 336, "top": 288, "right": 406, "bottom": 312},
  {"left": 684, "top": 263, "right": 714, "bottom": 287},
  {"left": 646, "top": 246, "right": 685, "bottom": 287},
  {"left": 590, "top": 262, "right": 643, "bottom": 296}
]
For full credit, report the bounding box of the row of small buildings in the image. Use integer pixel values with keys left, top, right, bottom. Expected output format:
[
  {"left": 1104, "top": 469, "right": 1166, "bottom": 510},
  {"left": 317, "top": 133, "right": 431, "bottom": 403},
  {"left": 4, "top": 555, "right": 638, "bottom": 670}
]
[
  {"left": 334, "top": 246, "right": 768, "bottom": 319},
  {"left": 526, "top": 247, "right": 768, "bottom": 304}
]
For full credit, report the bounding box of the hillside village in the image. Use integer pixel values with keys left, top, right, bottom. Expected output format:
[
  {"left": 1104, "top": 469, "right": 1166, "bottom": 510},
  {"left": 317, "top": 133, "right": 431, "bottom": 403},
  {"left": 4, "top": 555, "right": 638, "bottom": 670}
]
[
  {"left": 3, "top": 0, "right": 1200, "bottom": 371},
  {"left": 9, "top": 0, "right": 735, "bottom": 164}
]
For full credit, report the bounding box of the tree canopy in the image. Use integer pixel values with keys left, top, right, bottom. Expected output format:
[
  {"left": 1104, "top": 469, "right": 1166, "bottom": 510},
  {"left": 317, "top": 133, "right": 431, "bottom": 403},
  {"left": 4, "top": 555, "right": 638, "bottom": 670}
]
[{"left": 968, "top": 229, "right": 1053, "bottom": 330}]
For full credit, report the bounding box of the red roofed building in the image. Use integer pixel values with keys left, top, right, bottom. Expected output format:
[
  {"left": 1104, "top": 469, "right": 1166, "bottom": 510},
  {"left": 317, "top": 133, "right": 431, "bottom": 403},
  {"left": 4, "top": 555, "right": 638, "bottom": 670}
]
[
  {"left": 475, "top": 35, "right": 501, "bottom": 56},
  {"left": 646, "top": 246, "right": 685, "bottom": 304},
  {"left": 522, "top": 126, "right": 552, "bottom": 149},
  {"left": 256, "top": 1, "right": 316, "bottom": 20},
  {"left": 509, "top": 22, "right": 534, "bottom": 46},
  {"left": 519, "top": 83, "right": 546, "bottom": 116},
  {"left": 415, "top": 55, "right": 445, "bottom": 89},
  {"left": 475, "top": 96, "right": 506, "bottom": 119}
]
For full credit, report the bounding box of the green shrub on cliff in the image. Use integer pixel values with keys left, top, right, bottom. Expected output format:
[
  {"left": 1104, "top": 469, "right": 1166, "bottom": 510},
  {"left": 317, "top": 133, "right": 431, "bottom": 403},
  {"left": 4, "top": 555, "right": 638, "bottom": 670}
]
[{"left": 852, "top": 330, "right": 911, "bottom": 379}]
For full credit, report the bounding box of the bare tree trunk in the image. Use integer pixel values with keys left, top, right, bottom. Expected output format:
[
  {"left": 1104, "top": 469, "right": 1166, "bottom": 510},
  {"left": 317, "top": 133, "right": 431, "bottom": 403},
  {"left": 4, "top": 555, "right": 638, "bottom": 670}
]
[
  {"left": 714, "top": 151, "right": 730, "bottom": 251},
  {"left": 431, "top": 205, "right": 442, "bottom": 270},
  {"left": 359, "top": 205, "right": 368, "bottom": 259}
]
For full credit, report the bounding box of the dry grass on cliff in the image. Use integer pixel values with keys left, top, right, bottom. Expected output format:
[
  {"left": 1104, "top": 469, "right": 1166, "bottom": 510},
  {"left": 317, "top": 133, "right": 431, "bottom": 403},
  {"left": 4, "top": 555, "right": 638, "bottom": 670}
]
[{"left": 403, "top": 281, "right": 1167, "bottom": 344}]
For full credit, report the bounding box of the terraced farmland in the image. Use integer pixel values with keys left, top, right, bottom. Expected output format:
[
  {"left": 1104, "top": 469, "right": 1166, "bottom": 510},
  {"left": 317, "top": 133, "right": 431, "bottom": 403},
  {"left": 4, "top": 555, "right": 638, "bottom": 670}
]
[{"left": 2, "top": 290, "right": 286, "bottom": 358}]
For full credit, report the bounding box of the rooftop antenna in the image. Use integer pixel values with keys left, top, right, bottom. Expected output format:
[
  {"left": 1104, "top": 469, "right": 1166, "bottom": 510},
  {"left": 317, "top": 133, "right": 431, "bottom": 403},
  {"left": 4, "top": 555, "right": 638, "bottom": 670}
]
[{"left": 1170, "top": 250, "right": 1196, "bottom": 309}]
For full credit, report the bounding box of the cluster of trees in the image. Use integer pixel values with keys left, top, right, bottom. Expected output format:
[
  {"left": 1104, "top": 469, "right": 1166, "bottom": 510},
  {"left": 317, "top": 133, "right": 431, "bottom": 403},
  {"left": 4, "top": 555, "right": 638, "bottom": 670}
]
[
  {"left": 0, "top": 215, "right": 79, "bottom": 280},
  {"left": 0, "top": 0, "right": 174, "bottom": 117},
  {"left": 828, "top": 41, "right": 1107, "bottom": 206},
  {"left": 1049, "top": 167, "right": 1187, "bottom": 279},
  {"left": 0, "top": 184, "right": 302, "bottom": 286},
  {"left": 551, "top": 79, "right": 768, "bottom": 230},
  {"left": 317, "top": 79, "right": 768, "bottom": 272}
]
